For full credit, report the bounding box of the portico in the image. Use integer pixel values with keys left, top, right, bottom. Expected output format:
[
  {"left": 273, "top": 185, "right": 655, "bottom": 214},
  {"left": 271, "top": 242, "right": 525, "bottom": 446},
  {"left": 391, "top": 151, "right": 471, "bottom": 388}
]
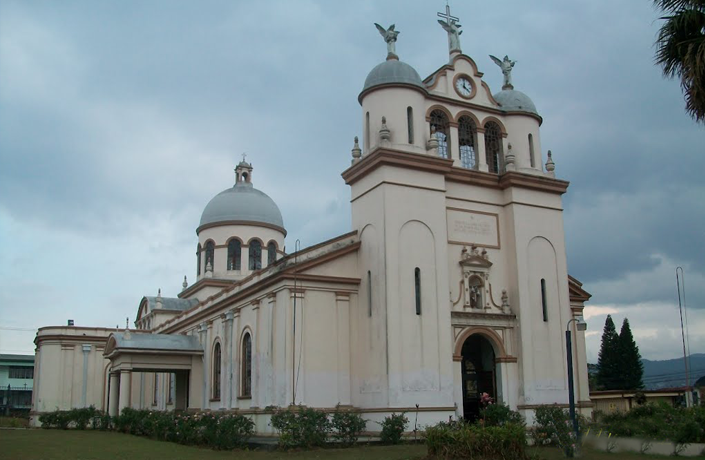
[{"left": 103, "top": 332, "right": 203, "bottom": 415}]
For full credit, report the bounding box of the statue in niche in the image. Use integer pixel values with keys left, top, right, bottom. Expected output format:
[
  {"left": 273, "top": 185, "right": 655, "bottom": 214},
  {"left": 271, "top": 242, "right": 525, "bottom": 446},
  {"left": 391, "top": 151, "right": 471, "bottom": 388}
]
[
  {"left": 438, "top": 19, "right": 462, "bottom": 52},
  {"left": 374, "top": 23, "right": 400, "bottom": 56},
  {"left": 490, "top": 55, "right": 517, "bottom": 89}
]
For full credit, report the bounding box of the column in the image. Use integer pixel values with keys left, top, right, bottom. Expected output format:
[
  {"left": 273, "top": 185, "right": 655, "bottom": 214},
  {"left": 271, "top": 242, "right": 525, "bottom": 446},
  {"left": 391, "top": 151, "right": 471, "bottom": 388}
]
[
  {"left": 232, "top": 311, "right": 241, "bottom": 404},
  {"left": 476, "top": 130, "right": 488, "bottom": 172},
  {"left": 118, "top": 370, "right": 131, "bottom": 414},
  {"left": 108, "top": 373, "right": 119, "bottom": 416},
  {"left": 449, "top": 124, "right": 460, "bottom": 167},
  {"left": 501, "top": 136, "right": 510, "bottom": 172},
  {"left": 267, "top": 294, "right": 276, "bottom": 405},
  {"left": 80, "top": 344, "right": 91, "bottom": 407},
  {"left": 224, "top": 310, "right": 234, "bottom": 408},
  {"left": 335, "top": 293, "right": 351, "bottom": 405},
  {"left": 252, "top": 300, "right": 260, "bottom": 408},
  {"left": 198, "top": 322, "right": 208, "bottom": 408},
  {"left": 290, "top": 289, "right": 305, "bottom": 405}
]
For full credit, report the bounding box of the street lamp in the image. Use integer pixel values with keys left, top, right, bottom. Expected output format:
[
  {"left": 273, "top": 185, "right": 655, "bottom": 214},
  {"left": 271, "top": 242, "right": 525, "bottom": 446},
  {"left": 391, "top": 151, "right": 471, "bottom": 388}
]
[{"left": 566, "top": 316, "right": 587, "bottom": 456}]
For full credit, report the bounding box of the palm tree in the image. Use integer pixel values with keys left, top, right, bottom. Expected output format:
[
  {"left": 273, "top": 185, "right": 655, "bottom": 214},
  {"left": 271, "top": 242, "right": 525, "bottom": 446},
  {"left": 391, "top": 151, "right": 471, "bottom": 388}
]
[{"left": 653, "top": 0, "right": 705, "bottom": 122}]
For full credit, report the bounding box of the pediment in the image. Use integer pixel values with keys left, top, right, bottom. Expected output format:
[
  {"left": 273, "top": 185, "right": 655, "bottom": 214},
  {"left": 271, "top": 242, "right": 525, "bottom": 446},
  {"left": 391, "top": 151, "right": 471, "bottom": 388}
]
[{"left": 459, "top": 245, "right": 492, "bottom": 269}]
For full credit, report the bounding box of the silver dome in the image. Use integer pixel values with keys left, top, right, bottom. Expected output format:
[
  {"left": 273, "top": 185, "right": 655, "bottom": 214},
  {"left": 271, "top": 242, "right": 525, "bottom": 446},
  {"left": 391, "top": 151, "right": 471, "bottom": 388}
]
[
  {"left": 198, "top": 183, "right": 285, "bottom": 233},
  {"left": 493, "top": 89, "right": 539, "bottom": 115},
  {"left": 362, "top": 59, "right": 425, "bottom": 93}
]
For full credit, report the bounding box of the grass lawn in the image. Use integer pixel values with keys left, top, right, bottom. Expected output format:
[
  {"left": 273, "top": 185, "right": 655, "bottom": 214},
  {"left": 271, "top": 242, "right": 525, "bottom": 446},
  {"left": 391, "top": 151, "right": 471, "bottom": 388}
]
[{"left": 0, "top": 430, "right": 680, "bottom": 460}]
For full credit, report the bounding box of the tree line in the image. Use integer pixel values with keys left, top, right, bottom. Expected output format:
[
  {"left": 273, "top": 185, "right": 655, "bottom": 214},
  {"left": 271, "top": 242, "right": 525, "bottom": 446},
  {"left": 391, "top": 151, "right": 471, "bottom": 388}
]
[{"left": 596, "top": 315, "right": 644, "bottom": 390}]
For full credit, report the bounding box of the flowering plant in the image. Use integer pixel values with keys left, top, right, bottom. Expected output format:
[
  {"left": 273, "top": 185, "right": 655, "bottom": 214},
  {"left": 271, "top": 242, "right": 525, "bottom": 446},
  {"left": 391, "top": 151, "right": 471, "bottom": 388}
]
[{"left": 480, "top": 392, "right": 494, "bottom": 407}]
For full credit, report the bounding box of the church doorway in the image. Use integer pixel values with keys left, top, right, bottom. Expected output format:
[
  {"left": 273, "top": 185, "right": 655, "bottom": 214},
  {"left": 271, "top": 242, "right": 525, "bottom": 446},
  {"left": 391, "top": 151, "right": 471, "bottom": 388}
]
[{"left": 461, "top": 334, "right": 497, "bottom": 421}]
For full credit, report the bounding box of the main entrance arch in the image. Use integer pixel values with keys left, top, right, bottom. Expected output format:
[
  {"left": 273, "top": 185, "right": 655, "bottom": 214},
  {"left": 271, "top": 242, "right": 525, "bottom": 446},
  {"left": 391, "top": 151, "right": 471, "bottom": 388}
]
[{"left": 457, "top": 329, "right": 503, "bottom": 421}]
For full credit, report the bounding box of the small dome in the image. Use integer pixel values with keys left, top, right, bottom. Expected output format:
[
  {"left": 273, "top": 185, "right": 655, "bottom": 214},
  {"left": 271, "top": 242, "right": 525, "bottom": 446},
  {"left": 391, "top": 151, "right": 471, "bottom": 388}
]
[
  {"left": 362, "top": 59, "right": 425, "bottom": 93},
  {"left": 199, "top": 183, "right": 285, "bottom": 233},
  {"left": 493, "top": 89, "right": 539, "bottom": 116}
]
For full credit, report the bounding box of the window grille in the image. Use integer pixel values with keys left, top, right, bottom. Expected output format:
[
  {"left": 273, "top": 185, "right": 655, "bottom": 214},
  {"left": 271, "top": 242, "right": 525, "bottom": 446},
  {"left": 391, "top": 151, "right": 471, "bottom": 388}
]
[
  {"left": 8, "top": 367, "right": 33, "bottom": 379},
  {"left": 249, "top": 241, "right": 262, "bottom": 270},
  {"left": 458, "top": 116, "right": 477, "bottom": 169},
  {"left": 267, "top": 242, "right": 277, "bottom": 266},
  {"left": 429, "top": 110, "right": 450, "bottom": 158},
  {"left": 484, "top": 122, "right": 502, "bottom": 173},
  {"left": 228, "top": 240, "right": 241, "bottom": 270}
]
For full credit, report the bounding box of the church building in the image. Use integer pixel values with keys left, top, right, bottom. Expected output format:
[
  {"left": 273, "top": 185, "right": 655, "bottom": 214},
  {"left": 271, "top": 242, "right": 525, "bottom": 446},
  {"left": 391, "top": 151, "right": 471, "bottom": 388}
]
[{"left": 31, "top": 11, "right": 593, "bottom": 431}]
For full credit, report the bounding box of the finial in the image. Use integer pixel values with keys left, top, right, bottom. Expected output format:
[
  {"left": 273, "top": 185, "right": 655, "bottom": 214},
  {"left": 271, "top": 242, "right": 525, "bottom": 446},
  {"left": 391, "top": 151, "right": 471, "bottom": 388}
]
[
  {"left": 351, "top": 136, "right": 362, "bottom": 164},
  {"left": 157, "top": 288, "right": 161, "bottom": 298},
  {"left": 504, "top": 142, "right": 516, "bottom": 171},
  {"left": 182, "top": 275, "right": 188, "bottom": 289},
  {"left": 241, "top": 152, "right": 247, "bottom": 163},
  {"left": 374, "top": 23, "right": 400, "bottom": 60},
  {"left": 437, "top": 3, "right": 462, "bottom": 54},
  {"left": 545, "top": 150, "right": 555, "bottom": 177},
  {"left": 490, "top": 55, "right": 517, "bottom": 90},
  {"left": 501, "top": 289, "right": 510, "bottom": 313},
  {"left": 379, "top": 116, "right": 391, "bottom": 143},
  {"left": 426, "top": 125, "right": 439, "bottom": 152}
]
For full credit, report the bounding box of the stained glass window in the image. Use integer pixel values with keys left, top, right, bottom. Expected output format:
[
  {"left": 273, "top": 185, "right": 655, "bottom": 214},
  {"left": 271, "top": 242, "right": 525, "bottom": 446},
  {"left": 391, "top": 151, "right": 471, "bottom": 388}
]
[{"left": 212, "top": 342, "right": 221, "bottom": 399}]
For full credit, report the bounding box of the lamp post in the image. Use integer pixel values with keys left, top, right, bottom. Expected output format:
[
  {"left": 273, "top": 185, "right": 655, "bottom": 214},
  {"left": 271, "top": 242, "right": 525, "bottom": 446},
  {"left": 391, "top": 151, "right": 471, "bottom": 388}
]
[{"left": 566, "top": 316, "right": 587, "bottom": 456}]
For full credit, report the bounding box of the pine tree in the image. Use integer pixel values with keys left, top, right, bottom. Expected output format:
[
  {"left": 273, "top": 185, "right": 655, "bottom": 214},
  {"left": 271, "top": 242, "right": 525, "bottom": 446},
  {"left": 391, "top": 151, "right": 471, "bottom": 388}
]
[
  {"left": 596, "top": 315, "right": 621, "bottom": 390},
  {"left": 618, "top": 318, "right": 644, "bottom": 390}
]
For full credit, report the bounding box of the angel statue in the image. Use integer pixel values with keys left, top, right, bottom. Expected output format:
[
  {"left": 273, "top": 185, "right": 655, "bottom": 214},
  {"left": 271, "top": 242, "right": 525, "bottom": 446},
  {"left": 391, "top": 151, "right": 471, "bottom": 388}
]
[
  {"left": 489, "top": 55, "right": 517, "bottom": 89},
  {"left": 438, "top": 19, "right": 462, "bottom": 52},
  {"left": 374, "top": 23, "right": 400, "bottom": 57}
]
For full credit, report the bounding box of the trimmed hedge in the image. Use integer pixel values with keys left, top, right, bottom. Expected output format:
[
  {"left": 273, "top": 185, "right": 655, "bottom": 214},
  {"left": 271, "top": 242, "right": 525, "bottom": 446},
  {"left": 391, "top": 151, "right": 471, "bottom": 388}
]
[{"left": 426, "top": 420, "right": 529, "bottom": 459}]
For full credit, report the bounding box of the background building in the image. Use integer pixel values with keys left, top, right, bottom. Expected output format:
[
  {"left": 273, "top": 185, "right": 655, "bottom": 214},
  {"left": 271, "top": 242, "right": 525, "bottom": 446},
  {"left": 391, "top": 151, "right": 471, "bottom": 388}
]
[{"left": 1, "top": 354, "right": 34, "bottom": 415}]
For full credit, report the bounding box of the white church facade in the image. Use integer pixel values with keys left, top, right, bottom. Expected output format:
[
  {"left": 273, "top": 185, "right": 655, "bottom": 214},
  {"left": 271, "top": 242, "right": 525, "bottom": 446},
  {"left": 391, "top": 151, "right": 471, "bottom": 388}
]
[{"left": 31, "top": 14, "right": 593, "bottom": 432}]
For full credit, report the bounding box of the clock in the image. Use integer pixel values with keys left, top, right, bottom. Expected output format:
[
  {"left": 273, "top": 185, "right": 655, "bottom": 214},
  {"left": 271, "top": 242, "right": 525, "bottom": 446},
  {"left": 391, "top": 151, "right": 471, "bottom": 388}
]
[{"left": 454, "top": 75, "right": 473, "bottom": 98}]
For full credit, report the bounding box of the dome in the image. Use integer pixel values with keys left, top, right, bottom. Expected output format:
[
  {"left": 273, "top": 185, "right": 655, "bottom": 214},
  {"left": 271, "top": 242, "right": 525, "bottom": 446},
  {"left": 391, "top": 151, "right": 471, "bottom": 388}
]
[
  {"left": 198, "top": 182, "right": 285, "bottom": 233},
  {"left": 362, "top": 59, "right": 425, "bottom": 93},
  {"left": 493, "top": 89, "right": 538, "bottom": 116}
]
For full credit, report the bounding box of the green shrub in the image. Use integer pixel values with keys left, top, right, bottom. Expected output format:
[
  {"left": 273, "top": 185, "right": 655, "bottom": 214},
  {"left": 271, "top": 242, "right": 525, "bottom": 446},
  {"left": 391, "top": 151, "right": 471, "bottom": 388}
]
[
  {"left": 480, "top": 403, "right": 525, "bottom": 427},
  {"left": 38, "top": 410, "right": 72, "bottom": 429},
  {"left": 66, "top": 406, "right": 99, "bottom": 430},
  {"left": 270, "top": 406, "right": 330, "bottom": 448},
  {"left": 597, "top": 401, "right": 705, "bottom": 444},
  {"left": 532, "top": 405, "right": 586, "bottom": 457},
  {"left": 330, "top": 406, "right": 367, "bottom": 446},
  {"left": 378, "top": 412, "right": 408, "bottom": 444},
  {"left": 426, "top": 420, "right": 529, "bottom": 459}
]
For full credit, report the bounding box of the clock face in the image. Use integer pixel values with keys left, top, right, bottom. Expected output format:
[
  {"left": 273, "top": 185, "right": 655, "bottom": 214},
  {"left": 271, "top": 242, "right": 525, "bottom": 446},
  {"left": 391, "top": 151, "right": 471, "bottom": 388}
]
[{"left": 455, "top": 76, "right": 473, "bottom": 97}]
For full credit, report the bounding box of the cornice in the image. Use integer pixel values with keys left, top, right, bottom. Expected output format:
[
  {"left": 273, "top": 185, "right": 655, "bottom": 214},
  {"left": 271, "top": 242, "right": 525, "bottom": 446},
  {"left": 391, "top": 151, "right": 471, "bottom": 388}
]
[
  {"left": 196, "top": 220, "right": 287, "bottom": 237},
  {"left": 343, "top": 149, "right": 570, "bottom": 195},
  {"left": 178, "top": 278, "right": 235, "bottom": 299}
]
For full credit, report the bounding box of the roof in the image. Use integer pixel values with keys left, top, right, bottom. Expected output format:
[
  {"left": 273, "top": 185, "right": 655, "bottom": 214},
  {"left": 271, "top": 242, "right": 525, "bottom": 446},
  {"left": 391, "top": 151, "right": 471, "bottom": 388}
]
[
  {"left": 198, "top": 182, "right": 285, "bottom": 233},
  {"left": 493, "top": 88, "right": 538, "bottom": 116},
  {"left": 142, "top": 296, "right": 198, "bottom": 312},
  {"left": 0, "top": 354, "right": 34, "bottom": 363},
  {"left": 104, "top": 332, "right": 203, "bottom": 357},
  {"left": 361, "top": 59, "right": 425, "bottom": 95}
]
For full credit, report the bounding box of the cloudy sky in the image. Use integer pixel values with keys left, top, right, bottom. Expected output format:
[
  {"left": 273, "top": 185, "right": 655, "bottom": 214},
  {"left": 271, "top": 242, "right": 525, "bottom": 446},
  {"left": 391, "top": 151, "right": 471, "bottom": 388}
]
[{"left": 1, "top": 1, "right": 703, "bottom": 366}]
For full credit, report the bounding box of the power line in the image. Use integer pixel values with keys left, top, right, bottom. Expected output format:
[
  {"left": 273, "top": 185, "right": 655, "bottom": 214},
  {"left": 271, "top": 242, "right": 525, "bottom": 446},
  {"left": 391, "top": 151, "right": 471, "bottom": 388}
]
[{"left": 0, "top": 327, "right": 37, "bottom": 332}]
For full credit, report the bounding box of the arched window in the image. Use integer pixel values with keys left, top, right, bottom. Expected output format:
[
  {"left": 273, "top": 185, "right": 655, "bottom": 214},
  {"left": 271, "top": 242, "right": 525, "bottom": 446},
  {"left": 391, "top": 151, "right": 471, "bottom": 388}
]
[
  {"left": 196, "top": 244, "right": 202, "bottom": 276},
  {"left": 407, "top": 107, "right": 414, "bottom": 144},
  {"left": 541, "top": 278, "right": 548, "bottom": 322},
  {"left": 267, "top": 241, "right": 277, "bottom": 266},
  {"left": 458, "top": 116, "right": 477, "bottom": 169},
  {"left": 205, "top": 241, "right": 215, "bottom": 271},
  {"left": 241, "top": 333, "right": 252, "bottom": 397},
  {"left": 414, "top": 267, "right": 422, "bottom": 315},
  {"left": 528, "top": 133, "right": 535, "bottom": 168},
  {"left": 430, "top": 110, "right": 450, "bottom": 158},
  {"left": 249, "top": 240, "right": 262, "bottom": 270},
  {"left": 484, "top": 122, "right": 502, "bottom": 173},
  {"left": 212, "top": 342, "right": 221, "bottom": 400},
  {"left": 365, "top": 112, "right": 370, "bottom": 152},
  {"left": 228, "top": 239, "right": 241, "bottom": 270}
]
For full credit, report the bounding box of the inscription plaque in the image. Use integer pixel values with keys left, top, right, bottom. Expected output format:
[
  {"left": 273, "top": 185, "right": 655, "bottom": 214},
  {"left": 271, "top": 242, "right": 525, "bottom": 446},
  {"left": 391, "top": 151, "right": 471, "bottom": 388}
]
[{"left": 447, "top": 208, "right": 500, "bottom": 248}]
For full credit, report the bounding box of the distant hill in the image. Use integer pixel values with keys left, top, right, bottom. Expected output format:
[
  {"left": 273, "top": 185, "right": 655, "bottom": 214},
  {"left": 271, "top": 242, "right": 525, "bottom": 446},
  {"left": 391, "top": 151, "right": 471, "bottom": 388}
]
[
  {"left": 642, "top": 353, "right": 705, "bottom": 389},
  {"left": 589, "top": 353, "right": 705, "bottom": 390}
]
